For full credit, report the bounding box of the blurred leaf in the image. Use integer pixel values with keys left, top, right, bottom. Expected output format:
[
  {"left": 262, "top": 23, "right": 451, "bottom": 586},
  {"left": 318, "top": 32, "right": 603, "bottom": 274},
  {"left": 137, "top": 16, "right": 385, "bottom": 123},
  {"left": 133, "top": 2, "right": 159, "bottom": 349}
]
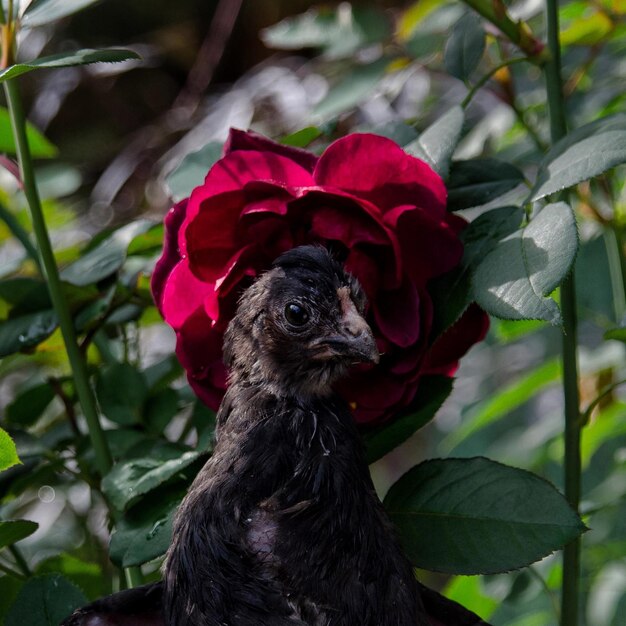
[
  {"left": 36, "top": 554, "right": 105, "bottom": 602},
  {"left": 604, "top": 326, "right": 626, "bottom": 342},
  {"left": 444, "top": 13, "right": 485, "bottom": 81},
  {"left": 581, "top": 402, "right": 626, "bottom": 467},
  {"left": 5, "top": 574, "right": 86, "bottom": 626},
  {"left": 0, "top": 277, "right": 51, "bottom": 312},
  {"left": 0, "top": 49, "right": 140, "bottom": 82},
  {"left": 472, "top": 202, "right": 578, "bottom": 324},
  {"left": 530, "top": 114, "right": 626, "bottom": 201},
  {"left": 261, "top": 6, "right": 390, "bottom": 59},
  {"left": 61, "top": 220, "right": 153, "bottom": 287},
  {"left": 384, "top": 457, "right": 586, "bottom": 574},
  {"left": 109, "top": 486, "right": 183, "bottom": 567},
  {"left": 143, "top": 355, "right": 183, "bottom": 391},
  {"left": 95, "top": 363, "right": 149, "bottom": 426},
  {"left": 144, "top": 388, "right": 179, "bottom": 435},
  {"left": 0, "top": 107, "right": 57, "bottom": 157},
  {"left": 398, "top": 0, "right": 447, "bottom": 39},
  {"left": 447, "top": 159, "right": 525, "bottom": 211},
  {"left": 443, "top": 575, "right": 498, "bottom": 621},
  {"left": 364, "top": 376, "right": 453, "bottom": 464},
  {"left": 280, "top": 126, "right": 321, "bottom": 148},
  {"left": 166, "top": 142, "right": 222, "bottom": 202},
  {"left": 405, "top": 106, "right": 464, "bottom": 178},
  {"left": 73, "top": 286, "right": 115, "bottom": 332},
  {"left": 22, "top": 0, "right": 102, "bottom": 28},
  {"left": 442, "top": 359, "right": 562, "bottom": 451},
  {"left": 0, "top": 577, "right": 23, "bottom": 626},
  {"left": 0, "top": 519, "right": 38, "bottom": 549},
  {"left": 126, "top": 223, "right": 164, "bottom": 255},
  {"left": 561, "top": 11, "right": 613, "bottom": 46},
  {"left": 34, "top": 164, "right": 82, "bottom": 199},
  {"left": 405, "top": 32, "right": 444, "bottom": 60},
  {"left": 313, "top": 58, "right": 388, "bottom": 121},
  {"left": 0, "top": 309, "right": 58, "bottom": 357},
  {"left": 6, "top": 382, "right": 55, "bottom": 426},
  {"left": 102, "top": 450, "right": 204, "bottom": 511}
]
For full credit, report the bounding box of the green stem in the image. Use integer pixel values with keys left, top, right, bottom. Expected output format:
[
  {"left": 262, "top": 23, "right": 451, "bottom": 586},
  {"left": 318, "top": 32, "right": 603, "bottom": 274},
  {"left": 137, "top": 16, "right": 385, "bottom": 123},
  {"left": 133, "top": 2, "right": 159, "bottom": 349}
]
[
  {"left": 9, "top": 544, "right": 31, "bottom": 577},
  {"left": 0, "top": 200, "right": 41, "bottom": 270},
  {"left": 3, "top": 78, "right": 114, "bottom": 478},
  {"left": 460, "top": 0, "right": 548, "bottom": 63},
  {"left": 604, "top": 228, "right": 626, "bottom": 322},
  {"left": 543, "top": 3, "right": 582, "bottom": 625},
  {"left": 461, "top": 57, "right": 527, "bottom": 108},
  {"left": 3, "top": 77, "right": 145, "bottom": 588}
]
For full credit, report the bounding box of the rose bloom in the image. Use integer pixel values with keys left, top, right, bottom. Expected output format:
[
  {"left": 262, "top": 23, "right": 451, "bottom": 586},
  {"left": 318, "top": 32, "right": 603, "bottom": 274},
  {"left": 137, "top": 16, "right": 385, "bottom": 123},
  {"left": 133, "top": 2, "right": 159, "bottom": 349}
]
[{"left": 152, "top": 129, "right": 488, "bottom": 425}]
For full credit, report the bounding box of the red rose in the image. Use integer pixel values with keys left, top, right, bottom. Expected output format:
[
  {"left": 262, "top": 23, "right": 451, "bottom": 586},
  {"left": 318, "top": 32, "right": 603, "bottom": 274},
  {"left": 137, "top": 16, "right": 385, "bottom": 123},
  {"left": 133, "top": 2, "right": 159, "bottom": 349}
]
[{"left": 152, "top": 129, "right": 488, "bottom": 424}]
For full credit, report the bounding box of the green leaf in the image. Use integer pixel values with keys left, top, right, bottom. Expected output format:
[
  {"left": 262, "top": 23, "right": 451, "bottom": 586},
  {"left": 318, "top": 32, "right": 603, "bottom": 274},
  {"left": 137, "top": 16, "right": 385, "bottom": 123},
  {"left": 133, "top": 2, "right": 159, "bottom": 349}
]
[
  {"left": 405, "top": 106, "right": 465, "bottom": 178},
  {"left": 6, "top": 382, "right": 55, "bottom": 426},
  {"left": 0, "top": 49, "right": 141, "bottom": 82},
  {"left": 442, "top": 359, "right": 562, "bottom": 452},
  {"left": 0, "top": 309, "right": 58, "bottom": 357},
  {"left": 261, "top": 6, "right": 390, "bottom": 59},
  {"left": 384, "top": 457, "right": 586, "bottom": 574},
  {"left": 144, "top": 388, "right": 180, "bottom": 435},
  {"left": 166, "top": 142, "right": 222, "bottom": 202},
  {"left": 604, "top": 326, "right": 626, "bottom": 343},
  {"left": 0, "top": 519, "right": 38, "bottom": 549},
  {"left": 102, "top": 450, "right": 204, "bottom": 511},
  {"left": 280, "top": 126, "right": 322, "bottom": 148},
  {"left": 364, "top": 376, "right": 453, "bottom": 464},
  {"left": 472, "top": 202, "right": 578, "bottom": 324},
  {"left": 444, "top": 13, "right": 485, "bottom": 81},
  {"left": 447, "top": 159, "right": 525, "bottom": 211},
  {"left": 109, "top": 487, "right": 183, "bottom": 567},
  {"left": 22, "top": 0, "right": 102, "bottom": 28},
  {"left": 5, "top": 574, "right": 86, "bottom": 626},
  {"left": 312, "top": 58, "right": 388, "bottom": 121},
  {"left": 36, "top": 554, "right": 105, "bottom": 602},
  {"left": 95, "top": 363, "right": 149, "bottom": 426},
  {"left": 60, "top": 220, "right": 153, "bottom": 286},
  {"left": 530, "top": 113, "right": 626, "bottom": 201},
  {"left": 0, "top": 107, "right": 57, "bottom": 157},
  {"left": 430, "top": 206, "right": 523, "bottom": 333}
]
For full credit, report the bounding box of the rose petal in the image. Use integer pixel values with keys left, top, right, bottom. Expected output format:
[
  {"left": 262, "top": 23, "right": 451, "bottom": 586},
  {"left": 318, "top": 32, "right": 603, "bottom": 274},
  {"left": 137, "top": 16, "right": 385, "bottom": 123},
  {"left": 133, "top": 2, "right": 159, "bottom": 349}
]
[
  {"left": 373, "top": 277, "right": 421, "bottom": 348},
  {"left": 161, "top": 261, "right": 214, "bottom": 330},
  {"left": 314, "top": 134, "right": 446, "bottom": 215},
  {"left": 176, "top": 308, "right": 228, "bottom": 410},
  {"left": 385, "top": 205, "right": 463, "bottom": 284},
  {"left": 225, "top": 128, "right": 319, "bottom": 173},
  {"left": 151, "top": 199, "right": 188, "bottom": 313}
]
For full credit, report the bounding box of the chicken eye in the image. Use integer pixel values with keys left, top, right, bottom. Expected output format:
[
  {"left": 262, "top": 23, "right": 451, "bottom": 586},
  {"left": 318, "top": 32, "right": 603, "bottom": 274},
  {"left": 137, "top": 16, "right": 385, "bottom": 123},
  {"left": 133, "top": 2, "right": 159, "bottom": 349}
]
[{"left": 284, "top": 302, "right": 309, "bottom": 326}]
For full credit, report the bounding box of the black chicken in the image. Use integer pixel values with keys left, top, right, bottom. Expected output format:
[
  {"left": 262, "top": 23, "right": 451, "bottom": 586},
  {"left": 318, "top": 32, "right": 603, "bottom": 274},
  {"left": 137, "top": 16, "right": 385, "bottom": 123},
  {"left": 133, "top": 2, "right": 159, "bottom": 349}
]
[{"left": 63, "top": 245, "right": 489, "bottom": 626}]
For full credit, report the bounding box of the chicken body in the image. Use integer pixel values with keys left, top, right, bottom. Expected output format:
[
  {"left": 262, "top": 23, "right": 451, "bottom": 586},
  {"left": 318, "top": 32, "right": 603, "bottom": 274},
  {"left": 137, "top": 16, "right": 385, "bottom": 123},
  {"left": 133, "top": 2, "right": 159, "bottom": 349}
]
[
  {"left": 164, "top": 246, "right": 424, "bottom": 625},
  {"left": 63, "top": 246, "right": 488, "bottom": 626}
]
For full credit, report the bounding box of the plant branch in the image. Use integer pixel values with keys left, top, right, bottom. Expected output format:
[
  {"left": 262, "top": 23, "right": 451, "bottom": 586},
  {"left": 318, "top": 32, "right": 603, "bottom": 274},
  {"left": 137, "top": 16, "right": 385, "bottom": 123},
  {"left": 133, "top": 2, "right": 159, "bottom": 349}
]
[
  {"left": 543, "top": 2, "right": 582, "bottom": 625},
  {"left": 461, "top": 0, "right": 548, "bottom": 63},
  {"left": 462, "top": 57, "right": 527, "bottom": 108},
  {"left": 3, "top": 77, "right": 114, "bottom": 479},
  {"left": 9, "top": 544, "right": 31, "bottom": 577}
]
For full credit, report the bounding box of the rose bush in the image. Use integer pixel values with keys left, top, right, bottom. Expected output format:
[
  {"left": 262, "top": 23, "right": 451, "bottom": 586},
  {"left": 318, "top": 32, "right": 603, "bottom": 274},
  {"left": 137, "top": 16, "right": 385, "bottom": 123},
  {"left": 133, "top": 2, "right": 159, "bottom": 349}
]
[{"left": 152, "top": 129, "right": 488, "bottom": 424}]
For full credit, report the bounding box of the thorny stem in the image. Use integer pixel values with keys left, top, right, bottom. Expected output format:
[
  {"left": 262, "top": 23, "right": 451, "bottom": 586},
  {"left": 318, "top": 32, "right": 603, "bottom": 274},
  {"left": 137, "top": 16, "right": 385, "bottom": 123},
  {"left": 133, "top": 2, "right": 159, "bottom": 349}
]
[{"left": 543, "top": 1, "right": 582, "bottom": 625}]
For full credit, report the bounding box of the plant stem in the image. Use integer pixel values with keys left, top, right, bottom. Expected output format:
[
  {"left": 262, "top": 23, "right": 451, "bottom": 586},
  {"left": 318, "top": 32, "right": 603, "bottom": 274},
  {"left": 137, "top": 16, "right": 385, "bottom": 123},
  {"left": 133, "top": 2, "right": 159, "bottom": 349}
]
[
  {"left": 3, "top": 78, "right": 114, "bottom": 478},
  {"left": 543, "top": 2, "right": 582, "bottom": 625},
  {"left": 8, "top": 545, "right": 31, "bottom": 577},
  {"left": 461, "top": 57, "right": 527, "bottom": 108}
]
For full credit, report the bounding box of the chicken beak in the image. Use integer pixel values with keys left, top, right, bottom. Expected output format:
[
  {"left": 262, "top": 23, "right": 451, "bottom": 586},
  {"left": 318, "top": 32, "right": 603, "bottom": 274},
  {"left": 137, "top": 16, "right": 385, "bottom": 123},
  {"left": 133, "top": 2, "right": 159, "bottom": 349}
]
[{"left": 310, "top": 288, "right": 379, "bottom": 365}]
